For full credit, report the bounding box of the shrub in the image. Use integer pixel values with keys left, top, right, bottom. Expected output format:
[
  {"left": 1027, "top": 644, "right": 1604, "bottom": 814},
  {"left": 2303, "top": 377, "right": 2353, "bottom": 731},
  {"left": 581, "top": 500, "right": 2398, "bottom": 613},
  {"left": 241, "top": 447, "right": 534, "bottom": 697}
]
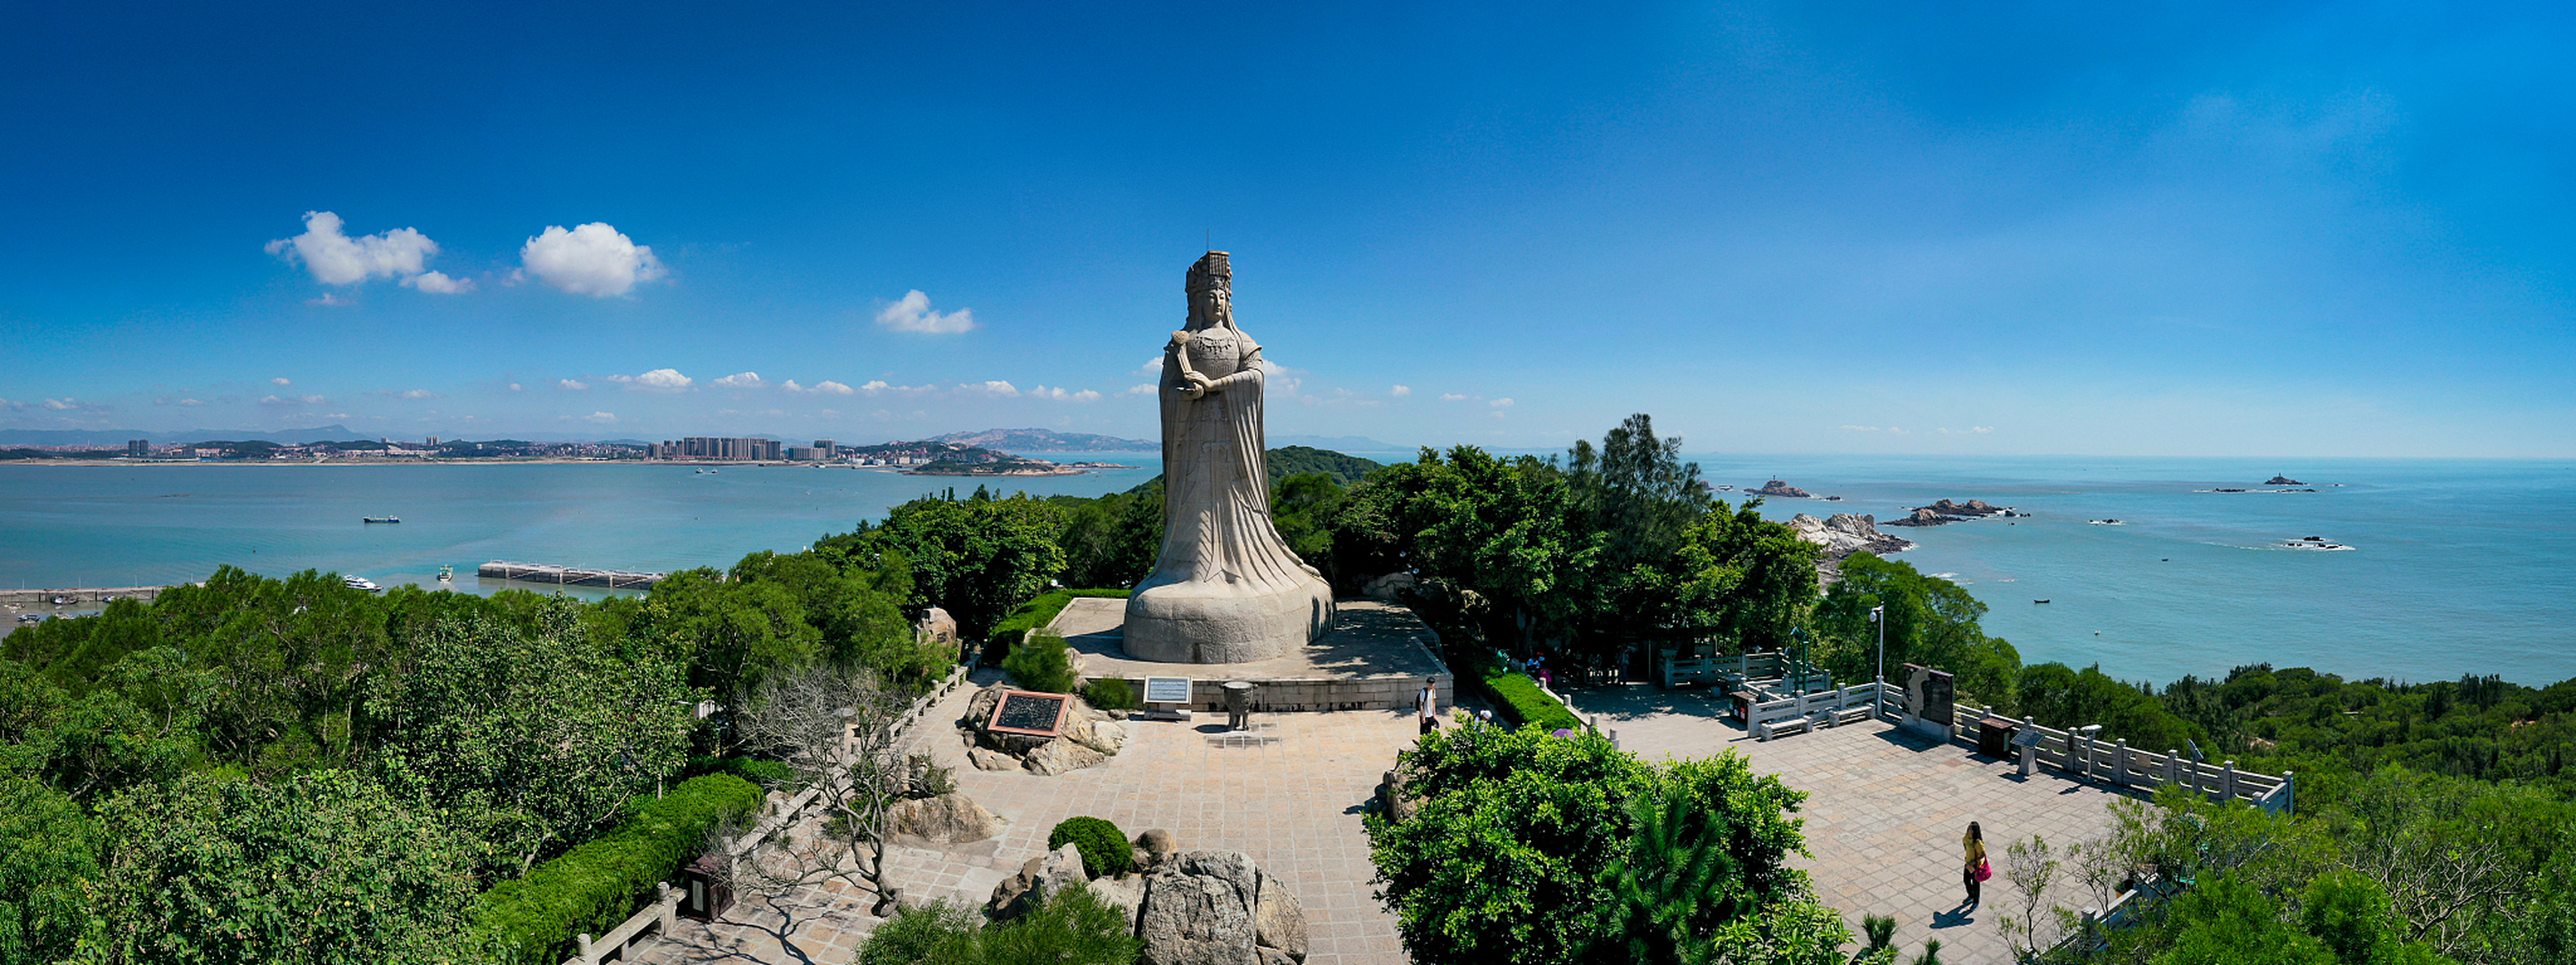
[
  {"left": 1047, "top": 816, "right": 1133, "bottom": 879},
  {"left": 472, "top": 774, "right": 764, "bottom": 963},
  {"left": 989, "top": 589, "right": 1131, "bottom": 641},
  {"left": 1004, "top": 630, "right": 1078, "bottom": 694},
  {"left": 684, "top": 755, "right": 797, "bottom": 789},
  {"left": 1081, "top": 678, "right": 1137, "bottom": 712},
  {"left": 858, "top": 889, "right": 1142, "bottom": 965},
  {"left": 1481, "top": 669, "right": 1582, "bottom": 732}
]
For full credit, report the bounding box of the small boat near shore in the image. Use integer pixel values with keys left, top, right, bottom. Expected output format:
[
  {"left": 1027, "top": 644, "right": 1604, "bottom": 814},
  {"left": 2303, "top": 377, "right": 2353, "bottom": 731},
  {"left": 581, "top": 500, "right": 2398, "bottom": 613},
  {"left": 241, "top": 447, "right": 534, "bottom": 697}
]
[
  {"left": 2034, "top": 599, "right": 2051, "bottom": 604},
  {"left": 343, "top": 575, "right": 381, "bottom": 592},
  {"left": 363, "top": 516, "right": 399, "bottom": 524},
  {"left": 2281, "top": 536, "right": 2353, "bottom": 551}
]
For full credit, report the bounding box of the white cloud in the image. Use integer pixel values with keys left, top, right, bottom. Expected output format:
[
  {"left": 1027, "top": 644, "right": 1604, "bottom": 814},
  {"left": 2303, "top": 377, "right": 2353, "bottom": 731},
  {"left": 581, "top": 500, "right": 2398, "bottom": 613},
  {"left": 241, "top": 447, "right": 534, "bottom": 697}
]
[
  {"left": 1390, "top": 384, "right": 1411, "bottom": 397},
  {"left": 42, "top": 398, "right": 75, "bottom": 410},
  {"left": 558, "top": 378, "right": 589, "bottom": 391},
  {"left": 271, "top": 377, "right": 292, "bottom": 386},
  {"left": 307, "top": 293, "right": 353, "bottom": 306},
  {"left": 179, "top": 398, "right": 204, "bottom": 406},
  {"left": 811, "top": 380, "right": 854, "bottom": 395},
  {"left": 629, "top": 369, "right": 693, "bottom": 392},
  {"left": 1837, "top": 425, "right": 1883, "bottom": 433},
  {"left": 508, "top": 383, "right": 523, "bottom": 391},
  {"left": 1122, "top": 384, "right": 1156, "bottom": 397},
  {"left": 1072, "top": 389, "right": 1102, "bottom": 402},
  {"left": 1439, "top": 393, "right": 1468, "bottom": 402},
  {"left": 265, "top": 211, "right": 441, "bottom": 286},
  {"left": 403, "top": 270, "right": 473, "bottom": 294},
  {"left": 1024, "top": 385, "right": 1103, "bottom": 402},
  {"left": 858, "top": 380, "right": 937, "bottom": 396},
  {"left": 959, "top": 381, "right": 1019, "bottom": 397},
  {"left": 519, "top": 222, "right": 666, "bottom": 296},
  {"left": 1489, "top": 397, "right": 1515, "bottom": 408},
  {"left": 711, "top": 372, "right": 766, "bottom": 388},
  {"left": 874, "top": 290, "right": 975, "bottom": 334},
  {"left": 1136, "top": 357, "right": 1166, "bottom": 377},
  {"left": 1256, "top": 360, "right": 1299, "bottom": 395},
  {"left": 583, "top": 412, "right": 617, "bottom": 424},
  {"left": 260, "top": 394, "right": 326, "bottom": 406},
  {"left": 394, "top": 389, "right": 438, "bottom": 400}
]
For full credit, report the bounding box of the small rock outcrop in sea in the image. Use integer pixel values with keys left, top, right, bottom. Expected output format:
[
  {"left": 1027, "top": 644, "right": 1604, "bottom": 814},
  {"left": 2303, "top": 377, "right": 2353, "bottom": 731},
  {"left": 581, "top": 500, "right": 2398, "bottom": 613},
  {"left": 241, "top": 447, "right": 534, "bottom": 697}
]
[
  {"left": 1788, "top": 513, "right": 1914, "bottom": 558},
  {"left": 1883, "top": 498, "right": 2015, "bottom": 527},
  {"left": 2265, "top": 475, "right": 2305, "bottom": 486},
  {"left": 1751, "top": 479, "right": 1813, "bottom": 498}
]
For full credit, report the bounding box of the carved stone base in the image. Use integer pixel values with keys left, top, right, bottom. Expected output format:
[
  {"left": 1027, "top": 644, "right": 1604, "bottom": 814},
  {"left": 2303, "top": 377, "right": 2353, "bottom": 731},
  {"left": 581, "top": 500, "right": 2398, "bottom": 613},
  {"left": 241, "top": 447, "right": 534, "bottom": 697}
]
[{"left": 1123, "top": 574, "right": 1334, "bottom": 663}]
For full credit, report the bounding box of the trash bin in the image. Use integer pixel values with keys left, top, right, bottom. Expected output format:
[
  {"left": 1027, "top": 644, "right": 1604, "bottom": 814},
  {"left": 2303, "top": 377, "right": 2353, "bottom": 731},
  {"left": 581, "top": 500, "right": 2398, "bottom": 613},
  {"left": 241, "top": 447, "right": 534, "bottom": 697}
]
[
  {"left": 1977, "top": 717, "right": 2017, "bottom": 758},
  {"left": 1730, "top": 691, "right": 1759, "bottom": 724},
  {"left": 681, "top": 853, "right": 733, "bottom": 921}
]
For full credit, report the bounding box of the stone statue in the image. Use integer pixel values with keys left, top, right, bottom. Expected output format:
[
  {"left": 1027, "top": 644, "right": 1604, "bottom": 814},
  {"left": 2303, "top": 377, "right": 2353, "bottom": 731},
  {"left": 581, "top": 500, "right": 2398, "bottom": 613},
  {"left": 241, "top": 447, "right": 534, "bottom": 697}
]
[{"left": 1124, "top": 252, "right": 1335, "bottom": 663}]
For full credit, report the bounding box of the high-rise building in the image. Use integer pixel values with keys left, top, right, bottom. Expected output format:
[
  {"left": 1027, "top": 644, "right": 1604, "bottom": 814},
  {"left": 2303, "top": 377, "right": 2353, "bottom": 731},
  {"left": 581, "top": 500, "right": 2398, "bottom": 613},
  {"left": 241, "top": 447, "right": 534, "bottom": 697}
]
[
  {"left": 427, "top": 436, "right": 440, "bottom": 446},
  {"left": 127, "top": 439, "right": 148, "bottom": 457}
]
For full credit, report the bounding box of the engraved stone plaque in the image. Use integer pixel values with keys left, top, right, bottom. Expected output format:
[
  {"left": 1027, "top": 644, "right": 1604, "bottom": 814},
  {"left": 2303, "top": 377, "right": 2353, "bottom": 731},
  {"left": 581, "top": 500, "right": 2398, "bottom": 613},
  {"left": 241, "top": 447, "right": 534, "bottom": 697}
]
[
  {"left": 988, "top": 690, "right": 1071, "bottom": 737},
  {"left": 1143, "top": 676, "right": 1194, "bottom": 704}
]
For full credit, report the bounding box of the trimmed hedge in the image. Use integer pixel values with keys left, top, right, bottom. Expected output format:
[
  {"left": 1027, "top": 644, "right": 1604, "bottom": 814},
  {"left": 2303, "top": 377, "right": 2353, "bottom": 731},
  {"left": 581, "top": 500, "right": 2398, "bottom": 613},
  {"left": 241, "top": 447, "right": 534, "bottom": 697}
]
[
  {"left": 1482, "top": 670, "right": 1583, "bottom": 733},
  {"left": 1081, "top": 678, "right": 1137, "bottom": 712},
  {"left": 990, "top": 589, "right": 1130, "bottom": 641},
  {"left": 684, "top": 755, "right": 797, "bottom": 789},
  {"left": 1046, "top": 816, "right": 1132, "bottom": 878},
  {"left": 473, "top": 774, "right": 764, "bottom": 963}
]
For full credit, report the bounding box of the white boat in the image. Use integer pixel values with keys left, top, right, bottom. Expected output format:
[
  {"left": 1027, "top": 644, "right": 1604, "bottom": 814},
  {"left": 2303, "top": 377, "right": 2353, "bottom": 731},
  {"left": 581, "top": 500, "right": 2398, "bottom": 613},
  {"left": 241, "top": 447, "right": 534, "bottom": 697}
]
[{"left": 343, "top": 575, "right": 381, "bottom": 592}]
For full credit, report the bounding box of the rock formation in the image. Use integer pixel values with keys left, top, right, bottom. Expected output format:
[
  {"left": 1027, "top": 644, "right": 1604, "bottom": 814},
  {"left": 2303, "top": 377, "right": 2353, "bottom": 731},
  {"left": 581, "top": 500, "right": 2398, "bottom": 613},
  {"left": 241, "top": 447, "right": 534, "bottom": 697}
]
[
  {"left": 1883, "top": 498, "right": 2017, "bottom": 527},
  {"left": 2265, "top": 475, "right": 2305, "bottom": 486},
  {"left": 1787, "top": 513, "right": 1915, "bottom": 558},
  {"left": 983, "top": 835, "right": 1310, "bottom": 965},
  {"left": 959, "top": 682, "right": 1127, "bottom": 777},
  {"left": 885, "top": 792, "right": 1005, "bottom": 844},
  {"left": 1125, "top": 252, "right": 1335, "bottom": 663},
  {"left": 1751, "top": 479, "right": 1813, "bottom": 498}
]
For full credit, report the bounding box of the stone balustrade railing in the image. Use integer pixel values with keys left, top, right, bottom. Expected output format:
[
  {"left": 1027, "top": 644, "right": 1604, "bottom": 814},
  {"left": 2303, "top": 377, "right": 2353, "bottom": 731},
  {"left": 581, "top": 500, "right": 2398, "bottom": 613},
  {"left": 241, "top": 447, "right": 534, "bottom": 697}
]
[{"left": 560, "top": 662, "right": 971, "bottom": 965}]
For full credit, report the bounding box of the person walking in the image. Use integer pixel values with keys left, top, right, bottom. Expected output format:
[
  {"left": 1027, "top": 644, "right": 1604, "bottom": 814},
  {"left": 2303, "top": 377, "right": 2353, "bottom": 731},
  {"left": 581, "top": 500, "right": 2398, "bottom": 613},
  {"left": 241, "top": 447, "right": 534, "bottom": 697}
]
[
  {"left": 1961, "top": 821, "right": 1988, "bottom": 909},
  {"left": 1418, "top": 679, "right": 1439, "bottom": 736}
]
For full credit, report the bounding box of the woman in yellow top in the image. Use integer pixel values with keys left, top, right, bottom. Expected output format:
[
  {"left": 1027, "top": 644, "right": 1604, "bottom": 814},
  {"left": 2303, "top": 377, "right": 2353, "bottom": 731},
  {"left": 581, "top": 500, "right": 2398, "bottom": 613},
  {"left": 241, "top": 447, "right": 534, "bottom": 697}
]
[{"left": 1961, "top": 821, "right": 1987, "bottom": 909}]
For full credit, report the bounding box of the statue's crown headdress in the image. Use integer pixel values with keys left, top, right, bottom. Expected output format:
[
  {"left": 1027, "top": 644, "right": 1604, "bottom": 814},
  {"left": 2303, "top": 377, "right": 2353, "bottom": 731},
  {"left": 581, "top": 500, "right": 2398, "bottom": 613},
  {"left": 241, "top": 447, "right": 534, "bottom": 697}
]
[{"left": 1186, "top": 251, "right": 1231, "bottom": 293}]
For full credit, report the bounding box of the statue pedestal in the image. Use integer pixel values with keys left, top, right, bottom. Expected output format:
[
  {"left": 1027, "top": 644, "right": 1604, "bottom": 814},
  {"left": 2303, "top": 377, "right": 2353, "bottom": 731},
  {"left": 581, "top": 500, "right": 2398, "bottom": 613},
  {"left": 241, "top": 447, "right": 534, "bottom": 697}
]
[{"left": 1124, "top": 574, "right": 1333, "bottom": 664}]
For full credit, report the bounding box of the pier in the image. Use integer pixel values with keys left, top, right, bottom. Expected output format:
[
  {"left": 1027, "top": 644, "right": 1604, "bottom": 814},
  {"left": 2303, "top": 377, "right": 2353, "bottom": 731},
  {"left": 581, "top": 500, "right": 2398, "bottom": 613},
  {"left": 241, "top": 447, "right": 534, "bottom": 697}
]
[
  {"left": 1, "top": 586, "right": 171, "bottom": 607},
  {"left": 477, "top": 561, "right": 667, "bottom": 590}
]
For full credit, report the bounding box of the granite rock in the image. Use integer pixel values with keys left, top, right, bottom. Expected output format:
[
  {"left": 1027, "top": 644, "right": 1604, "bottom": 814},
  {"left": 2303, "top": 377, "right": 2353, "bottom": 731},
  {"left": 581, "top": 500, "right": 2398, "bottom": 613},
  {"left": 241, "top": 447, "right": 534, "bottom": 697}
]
[
  {"left": 885, "top": 792, "right": 1003, "bottom": 844},
  {"left": 988, "top": 844, "right": 1091, "bottom": 922},
  {"left": 1023, "top": 737, "right": 1107, "bottom": 777}
]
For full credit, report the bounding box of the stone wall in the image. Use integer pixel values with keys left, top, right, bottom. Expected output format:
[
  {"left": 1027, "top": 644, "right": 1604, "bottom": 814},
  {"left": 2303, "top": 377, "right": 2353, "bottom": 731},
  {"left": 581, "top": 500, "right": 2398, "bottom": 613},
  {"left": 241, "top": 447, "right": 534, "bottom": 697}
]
[{"left": 1106, "top": 674, "right": 1455, "bottom": 714}]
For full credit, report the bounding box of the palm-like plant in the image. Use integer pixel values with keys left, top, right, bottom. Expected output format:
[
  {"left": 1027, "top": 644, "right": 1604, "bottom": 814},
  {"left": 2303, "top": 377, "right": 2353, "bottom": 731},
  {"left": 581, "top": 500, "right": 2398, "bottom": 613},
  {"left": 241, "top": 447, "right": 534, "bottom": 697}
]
[{"left": 1605, "top": 780, "right": 1742, "bottom": 963}]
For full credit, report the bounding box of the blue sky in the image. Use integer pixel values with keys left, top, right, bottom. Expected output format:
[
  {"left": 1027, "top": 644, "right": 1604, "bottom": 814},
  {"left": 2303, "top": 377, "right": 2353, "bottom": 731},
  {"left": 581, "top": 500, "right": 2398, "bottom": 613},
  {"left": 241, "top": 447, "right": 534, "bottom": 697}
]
[{"left": 2, "top": 2, "right": 2568, "bottom": 457}]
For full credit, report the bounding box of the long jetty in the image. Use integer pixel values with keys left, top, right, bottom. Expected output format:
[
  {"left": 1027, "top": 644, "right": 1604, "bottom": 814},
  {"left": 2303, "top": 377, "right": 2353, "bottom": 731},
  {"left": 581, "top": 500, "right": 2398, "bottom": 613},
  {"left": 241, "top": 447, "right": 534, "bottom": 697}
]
[
  {"left": 478, "top": 561, "right": 667, "bottom": 590},
  {"left": 1, "top": 586, "right": 172, "bottom": 607}
]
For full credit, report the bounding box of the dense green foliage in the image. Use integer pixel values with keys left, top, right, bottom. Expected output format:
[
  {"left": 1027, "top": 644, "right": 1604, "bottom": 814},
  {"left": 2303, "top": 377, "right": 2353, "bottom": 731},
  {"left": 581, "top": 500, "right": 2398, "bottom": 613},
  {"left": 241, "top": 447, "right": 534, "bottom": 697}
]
[
  {"left": 1337, "top": 415, "right": 1821, "bottom": 663},
  {"left": 1, "top": 536, "right": 950, "bottom": 963},
  {"left": 817, "top": 486, "right": 1067, "bottom": 642},
  {"left": 856, "top": 887, "right": 1144, "bottom": 965},
  {"left": 1002, "top": 630, "right": 1079, "bottom": 695},
  {"left": 470, "top": 774, "right": 763, "bottom": 963},
  {"left": 1368, "top": 723, "right": 1849, "bottom": 965},
  {"left": 1045, "top": 816, "right": 1133, "bottom": 879},
  {"left": 1045, "top": 446, "right": 1381, "bottom": 592},
  {"left": 1080, "top": 678, "right": 1137, "bottom": 712}
]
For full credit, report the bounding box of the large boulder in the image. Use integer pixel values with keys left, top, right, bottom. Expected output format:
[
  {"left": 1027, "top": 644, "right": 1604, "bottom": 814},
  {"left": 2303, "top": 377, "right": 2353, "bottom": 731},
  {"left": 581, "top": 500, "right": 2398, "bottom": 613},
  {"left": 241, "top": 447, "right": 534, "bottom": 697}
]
[
  {"left": 988, "top": 843, "right": 1090, "bottom": 922},
  {"left": 1074, "top": 718, "right": 1128, "bottom": 755},
  {"left": 886, "top": 792, "right": 1004, "bottom": 844},
  {"left": 968, "top": 747, "right": 1021, "bottom": 772},
  {"left": 1086, "top": 874, "right": 1145, "bottom": 935},
  {"left": 1023, "top": 737, "right": 1107, "bottom": 777},
  {"left": 1252, "top": 868, "right": 1307, "bottom": 961},
  {"left": 1138, "top": 850, "right": 1307, "bottom": 965}
]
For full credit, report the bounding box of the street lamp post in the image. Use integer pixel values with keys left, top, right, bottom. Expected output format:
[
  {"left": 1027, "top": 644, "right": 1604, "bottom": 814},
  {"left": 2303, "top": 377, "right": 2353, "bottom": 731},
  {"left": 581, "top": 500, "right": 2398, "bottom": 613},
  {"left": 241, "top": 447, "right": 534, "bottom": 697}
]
[{"left": 1871, "top": 605, "right": 1886, "bottom": 686}]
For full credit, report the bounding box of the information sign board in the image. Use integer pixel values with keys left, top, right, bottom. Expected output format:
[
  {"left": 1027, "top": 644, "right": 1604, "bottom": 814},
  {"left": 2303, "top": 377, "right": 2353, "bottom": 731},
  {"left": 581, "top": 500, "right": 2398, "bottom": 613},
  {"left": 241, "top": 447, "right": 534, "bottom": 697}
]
[
  {"left": 989, "top": 690, "right": 1071, "bottom": 737},
  {"left": 1143, "top": 676, "right": 1194, "bottom": 705}
]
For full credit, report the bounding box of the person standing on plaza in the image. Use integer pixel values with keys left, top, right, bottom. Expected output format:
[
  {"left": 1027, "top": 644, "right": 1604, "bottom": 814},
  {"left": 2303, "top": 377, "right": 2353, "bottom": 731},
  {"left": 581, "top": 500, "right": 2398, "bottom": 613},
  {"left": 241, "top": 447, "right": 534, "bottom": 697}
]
[
  {"left": 1417, "top": 679, "right": 1438, "bottom": 735},
  {"left": 1961, "top": 821, "right": 1988, "bottom": 909}
]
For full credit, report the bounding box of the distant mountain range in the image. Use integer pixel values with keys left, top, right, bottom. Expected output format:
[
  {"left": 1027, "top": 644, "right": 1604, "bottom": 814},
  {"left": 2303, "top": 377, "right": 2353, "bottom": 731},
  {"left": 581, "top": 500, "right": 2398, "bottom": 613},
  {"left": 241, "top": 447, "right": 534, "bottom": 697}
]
[
  {"left": 931, "top": 427, "right": 1155, "bottom": 452},
  {"left": 0, "top": 424, "right": 359, "bottom": 446}
]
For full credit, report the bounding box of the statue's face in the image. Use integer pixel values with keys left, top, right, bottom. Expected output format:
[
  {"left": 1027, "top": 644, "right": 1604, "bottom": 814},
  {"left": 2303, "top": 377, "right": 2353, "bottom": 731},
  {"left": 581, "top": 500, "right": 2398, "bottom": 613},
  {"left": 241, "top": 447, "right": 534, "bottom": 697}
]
[{"left": 1189, "top": 286, "right": 1231, "bottom": 326}]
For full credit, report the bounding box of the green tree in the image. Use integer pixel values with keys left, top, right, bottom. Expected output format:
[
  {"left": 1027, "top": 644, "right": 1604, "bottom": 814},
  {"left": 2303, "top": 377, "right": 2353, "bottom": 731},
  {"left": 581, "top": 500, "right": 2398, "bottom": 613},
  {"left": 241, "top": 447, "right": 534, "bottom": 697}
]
[
  {"left": 0, "top": 776, "right": 97, "bottom": 963},
  {"left": 1366, "top": 723, "right": 1837, "bottom": 965},
  {"left": 822, "top": 489, "right": 1067, "bottom": 641},
  {"left": 1814, "top": 553, "right": 2019, "bottom": 704},
  {"left": 85, "top": 769, "right": 485, "bottom": 965}
]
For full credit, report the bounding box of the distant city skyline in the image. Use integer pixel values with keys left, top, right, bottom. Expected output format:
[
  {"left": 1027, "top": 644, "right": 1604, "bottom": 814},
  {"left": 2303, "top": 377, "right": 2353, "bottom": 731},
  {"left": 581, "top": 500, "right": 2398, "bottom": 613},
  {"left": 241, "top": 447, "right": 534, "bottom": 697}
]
[{"left": 3, "top": 2, "right": 2569, "bottom": 458}]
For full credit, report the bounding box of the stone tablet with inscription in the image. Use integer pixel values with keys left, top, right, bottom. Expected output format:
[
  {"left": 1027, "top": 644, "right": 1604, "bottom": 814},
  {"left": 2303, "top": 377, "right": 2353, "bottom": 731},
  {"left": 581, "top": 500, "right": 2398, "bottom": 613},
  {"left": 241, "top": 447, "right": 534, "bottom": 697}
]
[
  {"left": 988, "top": 690, "right": 1071, "bottom": 737},
  {"left": 1143, "top": 676, "right": 1194, "bottom": 704}
]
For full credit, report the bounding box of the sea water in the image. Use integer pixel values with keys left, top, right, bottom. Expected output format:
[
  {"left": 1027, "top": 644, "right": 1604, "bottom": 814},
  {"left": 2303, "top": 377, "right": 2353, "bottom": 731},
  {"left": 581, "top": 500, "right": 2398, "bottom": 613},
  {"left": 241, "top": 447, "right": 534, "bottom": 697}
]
[{"left": 3, "top": 454, "right": 2568, "bottom": 688}]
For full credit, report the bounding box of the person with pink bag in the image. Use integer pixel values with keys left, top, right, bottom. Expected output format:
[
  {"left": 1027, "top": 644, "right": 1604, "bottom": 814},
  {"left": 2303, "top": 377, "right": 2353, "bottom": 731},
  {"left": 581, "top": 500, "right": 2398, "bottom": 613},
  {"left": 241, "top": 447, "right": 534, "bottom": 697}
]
[{"left": 1961, "top": 821, "right": 1990, "bottom": 909}]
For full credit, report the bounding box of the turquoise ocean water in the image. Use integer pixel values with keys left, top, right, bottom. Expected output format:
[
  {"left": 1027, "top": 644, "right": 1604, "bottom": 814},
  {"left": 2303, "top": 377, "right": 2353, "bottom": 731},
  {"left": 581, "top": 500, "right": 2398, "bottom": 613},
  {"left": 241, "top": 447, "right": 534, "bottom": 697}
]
[{"left": 3, "top": 453, "right": 2568, "bottom": 688}]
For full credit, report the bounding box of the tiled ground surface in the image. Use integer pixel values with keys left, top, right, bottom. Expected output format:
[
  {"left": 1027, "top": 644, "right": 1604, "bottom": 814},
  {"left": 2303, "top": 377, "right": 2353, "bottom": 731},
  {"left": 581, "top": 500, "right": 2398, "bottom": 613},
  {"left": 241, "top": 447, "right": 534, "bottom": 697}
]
[
  {"left": 637, "top": 668, "right": 1419, "bottom": 964},
  {"left": 1571, "top": 682, "right": 2140, "bottom": 962},
  {"left": 639, "top": 675, "right": 2132, "bottom": 965}
]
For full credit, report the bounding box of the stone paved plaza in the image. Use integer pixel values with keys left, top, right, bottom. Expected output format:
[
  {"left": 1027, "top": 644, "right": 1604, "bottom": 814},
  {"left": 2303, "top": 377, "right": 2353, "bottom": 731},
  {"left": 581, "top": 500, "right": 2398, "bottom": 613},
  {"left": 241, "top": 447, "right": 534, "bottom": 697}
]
[
  {"left": 639, "top": 673, "right": 2137, "bottom": 964},
  {"left": 638, "top": 668, "right": 1416, "bottom": 964},
  {"left": 1571, "top": 682, "right": 2140, "bottom": 963}
]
